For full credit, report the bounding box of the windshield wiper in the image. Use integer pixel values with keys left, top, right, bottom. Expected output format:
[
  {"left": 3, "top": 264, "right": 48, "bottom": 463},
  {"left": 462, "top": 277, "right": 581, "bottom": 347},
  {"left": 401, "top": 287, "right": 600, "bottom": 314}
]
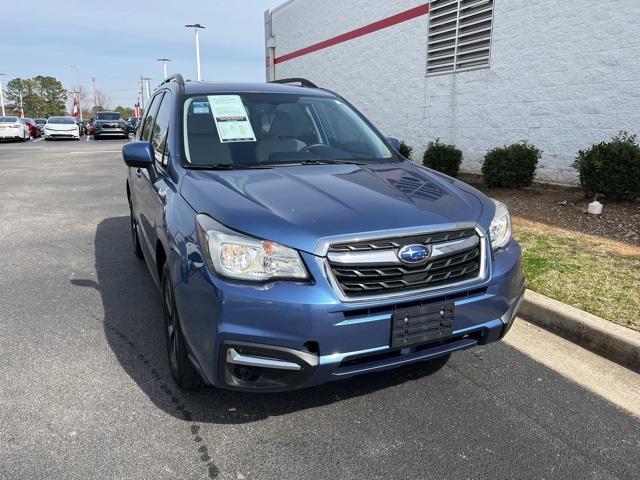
[
  {"left": 185, "top": 163, "right": 271, "bottom": 170},
  {"left": 264, "top": 159, "right": 368, "bottom": 167}
]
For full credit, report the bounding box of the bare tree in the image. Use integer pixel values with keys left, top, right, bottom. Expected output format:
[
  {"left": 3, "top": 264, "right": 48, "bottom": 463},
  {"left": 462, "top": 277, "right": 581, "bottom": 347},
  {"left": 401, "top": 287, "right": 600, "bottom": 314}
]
[{"left": 93, "top": 88, "right": 112, "bottom": 111}]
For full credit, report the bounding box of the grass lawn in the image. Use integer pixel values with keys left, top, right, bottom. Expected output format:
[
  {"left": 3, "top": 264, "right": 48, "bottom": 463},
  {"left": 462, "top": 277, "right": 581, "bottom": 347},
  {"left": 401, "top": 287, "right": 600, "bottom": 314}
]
[{"left": 513, "top": 221, "right": 640, "bottom": 332}]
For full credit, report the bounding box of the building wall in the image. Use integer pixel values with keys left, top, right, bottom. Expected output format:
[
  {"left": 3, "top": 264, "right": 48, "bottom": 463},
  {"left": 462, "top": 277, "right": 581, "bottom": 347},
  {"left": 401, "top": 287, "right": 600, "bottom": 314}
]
[{"left": 268, "top": 0, "right": 640, "bottom": 183}]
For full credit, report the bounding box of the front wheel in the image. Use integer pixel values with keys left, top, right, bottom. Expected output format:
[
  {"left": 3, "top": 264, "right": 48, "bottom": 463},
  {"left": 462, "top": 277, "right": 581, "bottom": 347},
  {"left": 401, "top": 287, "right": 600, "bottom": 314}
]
[{"left": 162, "top": 264, "right": 202, "bottom": 390}]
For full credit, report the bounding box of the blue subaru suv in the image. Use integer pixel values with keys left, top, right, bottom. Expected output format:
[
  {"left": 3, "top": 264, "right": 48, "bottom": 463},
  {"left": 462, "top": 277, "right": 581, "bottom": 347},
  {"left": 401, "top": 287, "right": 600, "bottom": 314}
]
[{"left": 123, "top": 75, "right": 525, "bottom": 391}]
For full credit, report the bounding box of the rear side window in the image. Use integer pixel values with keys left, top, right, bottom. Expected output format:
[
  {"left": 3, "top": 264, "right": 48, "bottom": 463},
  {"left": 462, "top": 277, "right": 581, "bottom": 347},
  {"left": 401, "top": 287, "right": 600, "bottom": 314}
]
[
  {"left": 140, "top": 94, "right": 162, "bottom": 141},
  {"left": 1, "top": 116, "right": 19, "bottom": 123},
  {"left": 150, "top": 93, "right": 172, "bottom": 168}
]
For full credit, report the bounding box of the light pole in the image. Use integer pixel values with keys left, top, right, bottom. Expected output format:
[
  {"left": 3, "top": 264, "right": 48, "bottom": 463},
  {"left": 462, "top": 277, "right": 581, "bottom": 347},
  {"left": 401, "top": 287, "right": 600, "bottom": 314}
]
[
  {"left": 185, "top": 24, "right": 206, "bottom": 81},
  {"left": 157, "top": 58, "right": 171, "bottom": 80},
  {"left": 0, "top": 73, "right": 5, "bottom": 117},
  {"left": 91, "top": 77, "right": 97, "bottom": 115},
  {"left": 142, "top": 77, "right": 152, "bottom": 103},
  {"left": 139, "top": 76, "right": 145, "bottom": 110},
  {"left": 70, "top": 65, "right": 83, "bottom": 121}
]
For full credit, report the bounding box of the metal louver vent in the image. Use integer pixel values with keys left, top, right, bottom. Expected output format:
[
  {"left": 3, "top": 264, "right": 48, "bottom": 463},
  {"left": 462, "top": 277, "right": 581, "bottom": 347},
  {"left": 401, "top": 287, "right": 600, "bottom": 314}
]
[{"left": 427, "top": 0, "right": 494, "bottom": 75}]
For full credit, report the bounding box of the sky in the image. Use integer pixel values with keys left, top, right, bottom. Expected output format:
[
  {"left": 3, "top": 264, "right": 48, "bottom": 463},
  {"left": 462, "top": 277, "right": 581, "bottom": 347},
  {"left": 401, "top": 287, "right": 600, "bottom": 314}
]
[{"left": 1, "top": 0, "right": 278, "bottom": 108}]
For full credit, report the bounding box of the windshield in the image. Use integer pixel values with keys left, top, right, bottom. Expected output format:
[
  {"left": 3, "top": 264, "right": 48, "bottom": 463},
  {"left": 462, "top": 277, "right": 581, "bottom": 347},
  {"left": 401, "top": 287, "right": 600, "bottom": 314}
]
[
  {"left": 96, "top": 112, "right": 121, "bottom": 120},
  {"left": 35, "top": 119, "right": 46, "bottom": 125},
  {"left": 0, "top": 117, "right": 18, "bottom": 123},
  {"left": 48, "top": 117, "right": 75, "bottom": 124},
  {"left": 182, "top": 93, "right": 395, "bottom": 167}
]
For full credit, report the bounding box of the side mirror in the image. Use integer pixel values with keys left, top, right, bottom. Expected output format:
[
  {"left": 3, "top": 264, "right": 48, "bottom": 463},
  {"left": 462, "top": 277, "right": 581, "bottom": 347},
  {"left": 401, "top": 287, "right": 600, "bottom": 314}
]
[
  {"left": 122, "top": 141, "right": 154, "bottom": 168},
  {"left": 387, "top": 137, "right": 401, "bottom": 151}
]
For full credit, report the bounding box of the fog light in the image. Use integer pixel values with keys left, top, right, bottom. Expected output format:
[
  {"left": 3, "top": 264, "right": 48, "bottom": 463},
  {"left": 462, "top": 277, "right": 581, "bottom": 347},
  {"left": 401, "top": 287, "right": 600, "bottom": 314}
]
[{"left": 232, "top": 365, "right": 260, "bottom": 381}]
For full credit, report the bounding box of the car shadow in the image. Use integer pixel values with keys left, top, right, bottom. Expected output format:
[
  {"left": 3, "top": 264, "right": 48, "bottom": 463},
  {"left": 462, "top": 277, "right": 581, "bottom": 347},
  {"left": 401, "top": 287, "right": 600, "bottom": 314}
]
[{"left": 72, "top": 216, "right": 449, "bottom": 425}]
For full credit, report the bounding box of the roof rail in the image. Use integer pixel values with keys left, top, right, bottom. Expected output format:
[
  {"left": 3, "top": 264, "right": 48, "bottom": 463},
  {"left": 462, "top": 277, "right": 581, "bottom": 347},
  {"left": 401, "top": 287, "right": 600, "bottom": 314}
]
[
  {"left": 160, "top": 73, "right": 185, "bottom": 86},
  {"left": 269, "top": 77, "right": 318, "bottom": 88}
]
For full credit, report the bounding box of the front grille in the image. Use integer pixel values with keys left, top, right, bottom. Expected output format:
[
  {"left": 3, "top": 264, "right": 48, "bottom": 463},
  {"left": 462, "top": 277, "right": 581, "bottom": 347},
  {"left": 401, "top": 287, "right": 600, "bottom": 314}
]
[
  {"left": 328, "top": 229, "right": 483, "bottom": 298},
  {"left": 330, "top": 228, "right": 475, "bottom": 252}
]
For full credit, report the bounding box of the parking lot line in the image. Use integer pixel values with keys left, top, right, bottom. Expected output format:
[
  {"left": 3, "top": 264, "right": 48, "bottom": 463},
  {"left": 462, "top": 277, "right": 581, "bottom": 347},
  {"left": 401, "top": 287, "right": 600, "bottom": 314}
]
[
  {"left": 32, "top": 137, "right": 44, "bottom": 143},
  {"left": 68, "top": 150, "right": 121, "bottom": 154}
]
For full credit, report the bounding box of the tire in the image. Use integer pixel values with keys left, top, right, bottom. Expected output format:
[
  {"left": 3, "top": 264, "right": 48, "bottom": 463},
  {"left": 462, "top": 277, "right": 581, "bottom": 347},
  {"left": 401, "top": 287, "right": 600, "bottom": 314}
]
[
  {"left": 129, "top": 199, "right": 143, "bottom": 259},
  {"left": 162, "top": 263, "right": 202, "bottom": 390},
  {"left": 93, "top": 134, "right": 100, "bottom": 140},
  {"left": 44, "top": 137, "right": 50, "bottom": 141}
]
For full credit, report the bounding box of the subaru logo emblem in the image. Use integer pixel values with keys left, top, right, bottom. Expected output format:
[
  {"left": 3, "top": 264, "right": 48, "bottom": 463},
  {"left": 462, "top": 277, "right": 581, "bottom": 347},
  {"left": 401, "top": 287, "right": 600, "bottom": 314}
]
[{"left": 397, "top": 244, "right": 431, "bottom": 264}]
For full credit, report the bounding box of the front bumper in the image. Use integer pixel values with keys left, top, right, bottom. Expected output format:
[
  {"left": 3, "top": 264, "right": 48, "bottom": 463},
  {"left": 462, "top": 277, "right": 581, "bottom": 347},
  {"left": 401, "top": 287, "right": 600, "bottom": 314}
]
[
  {"left": 45, "top": 130, "right": 79, "bottom": 139},
  {"left": 95, "top": 126, "right": 127, "bottom": 136},
  {"left": 174, "top": 239, "right": 525, "bottom": 392}
]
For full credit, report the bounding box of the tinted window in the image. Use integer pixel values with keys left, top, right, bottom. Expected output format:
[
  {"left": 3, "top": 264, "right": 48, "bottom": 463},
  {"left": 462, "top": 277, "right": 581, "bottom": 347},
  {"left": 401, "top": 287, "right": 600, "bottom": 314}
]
[
  {"left": 35, "top": 119, "right": 46, "bottom": 125},
  {"left": 140, "top": 94, "right": 162, "bottom": 141},
  {"left": 0, "top": 117, "right": 18, "bottom": 123},
  {"left": 47, "top": 117, "right": 75, "bottom": 124},
  {"left": 150, "top": 93, "right": 172, "bottom": 168},
  {"left": 96, "top": 112, "right": 121, "bottom": 120}
]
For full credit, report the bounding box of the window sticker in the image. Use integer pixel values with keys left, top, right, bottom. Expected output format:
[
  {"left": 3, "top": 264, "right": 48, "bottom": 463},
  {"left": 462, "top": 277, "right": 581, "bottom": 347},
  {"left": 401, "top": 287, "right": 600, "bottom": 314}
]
[
  {"left": 192, "top": 102, "right": 210, "bottom": 114},
  {"left": 208, "top": 95, "right": 256, "bottom": 143}
]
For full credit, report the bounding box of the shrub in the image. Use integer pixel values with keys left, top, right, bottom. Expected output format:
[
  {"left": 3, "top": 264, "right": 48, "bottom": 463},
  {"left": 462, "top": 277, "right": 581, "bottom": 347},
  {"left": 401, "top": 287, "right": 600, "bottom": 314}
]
[
  {"left": 482, "top": 143, "right": 541, "bottom": 188},
  {"left": 398, "top": 141, "right": 413, "bottom": 159},
  {"left": 423, "top": 139, "right": 463, "bottom": 177},
  {"left": 572, "top": 132, "right": 640, "bottom": 200}
]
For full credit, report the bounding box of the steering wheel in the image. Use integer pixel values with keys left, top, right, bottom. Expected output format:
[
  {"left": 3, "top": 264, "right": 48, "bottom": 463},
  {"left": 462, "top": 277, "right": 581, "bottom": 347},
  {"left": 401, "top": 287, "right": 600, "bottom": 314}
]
[{"left": 300, "top": 143, "right": 331, "bottom": 153}]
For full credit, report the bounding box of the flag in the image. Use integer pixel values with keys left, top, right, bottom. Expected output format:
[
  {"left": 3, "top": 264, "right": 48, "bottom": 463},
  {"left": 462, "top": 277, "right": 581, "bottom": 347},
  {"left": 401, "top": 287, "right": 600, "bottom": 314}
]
[
  {"left": 72, "top": 94, "right": 79, "bottom": 118},
  {"left": 134, "top": 99, "right": 142, "bottom": 118}
]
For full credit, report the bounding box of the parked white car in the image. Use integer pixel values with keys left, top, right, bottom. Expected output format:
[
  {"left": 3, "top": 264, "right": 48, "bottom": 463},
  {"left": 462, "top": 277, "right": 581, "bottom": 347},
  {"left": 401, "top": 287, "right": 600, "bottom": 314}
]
[
  {"left": 44, "top": 116, "right": 80, "bottom": 141},
  {"left": 0, "top": 116, "right": 31, "bottom": 141}
]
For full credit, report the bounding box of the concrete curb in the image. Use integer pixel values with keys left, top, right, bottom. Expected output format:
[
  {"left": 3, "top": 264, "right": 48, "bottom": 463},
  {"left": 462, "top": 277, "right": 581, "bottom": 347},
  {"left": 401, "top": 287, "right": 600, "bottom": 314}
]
[{"left": 519, "top": 289, "right": 640, "bottom": 373}]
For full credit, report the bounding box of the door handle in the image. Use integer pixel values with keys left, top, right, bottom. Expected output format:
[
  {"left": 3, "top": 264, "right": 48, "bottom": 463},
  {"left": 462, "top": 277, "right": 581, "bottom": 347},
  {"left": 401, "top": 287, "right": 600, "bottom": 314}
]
[
  {"left": 135, "top": 168, "right": 143, "bottom": 178},
  {"left": 158, "top": 190, "right": 167, "bottom": 203}
]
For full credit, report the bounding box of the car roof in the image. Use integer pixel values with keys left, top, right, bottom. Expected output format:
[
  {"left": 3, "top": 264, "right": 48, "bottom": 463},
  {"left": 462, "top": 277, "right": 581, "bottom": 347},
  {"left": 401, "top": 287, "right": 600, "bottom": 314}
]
[{"left": 179, "top": 81, "right": 336, "bottom": 98}]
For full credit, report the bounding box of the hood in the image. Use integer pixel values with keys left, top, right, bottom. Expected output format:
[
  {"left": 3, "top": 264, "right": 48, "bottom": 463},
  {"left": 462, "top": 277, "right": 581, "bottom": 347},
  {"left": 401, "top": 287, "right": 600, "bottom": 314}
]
[
  {"left": 180, "top": 161, "right": 495, "bottom": 254},
  {"left": 95, "top": 118, "right": 123, "bottom": 124}
]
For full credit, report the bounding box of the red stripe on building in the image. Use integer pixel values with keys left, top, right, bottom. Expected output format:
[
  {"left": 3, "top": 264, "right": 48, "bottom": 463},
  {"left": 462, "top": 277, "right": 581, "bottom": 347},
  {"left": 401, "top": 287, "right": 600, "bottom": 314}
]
[{"left": 273, "top": 3, "right": 430, "bottom": 64}]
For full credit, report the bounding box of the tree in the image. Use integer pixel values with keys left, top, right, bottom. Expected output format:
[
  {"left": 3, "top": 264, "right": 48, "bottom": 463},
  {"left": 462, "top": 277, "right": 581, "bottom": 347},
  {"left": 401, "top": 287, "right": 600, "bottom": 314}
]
[
  {"left": 5, "top": 76, "right": 66, "bottom": 117},
  {"left": 94, "top": 88, "right": 112, "bottom": 111},
  {"left": 33, "top": 76, "right": 67, "bottom": 117},
  {"left": 114, "top": 106, "right": 134, "bottom": 118},
  {"left": 5, "top": 78, "right": 41, "bottom": 116}
]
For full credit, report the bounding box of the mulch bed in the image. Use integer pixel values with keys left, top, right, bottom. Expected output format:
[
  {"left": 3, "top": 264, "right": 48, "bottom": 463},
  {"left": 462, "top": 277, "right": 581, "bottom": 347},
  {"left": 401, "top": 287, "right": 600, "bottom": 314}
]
[{"left": 458, "top": 173, "right": 640, "bottom": 247}]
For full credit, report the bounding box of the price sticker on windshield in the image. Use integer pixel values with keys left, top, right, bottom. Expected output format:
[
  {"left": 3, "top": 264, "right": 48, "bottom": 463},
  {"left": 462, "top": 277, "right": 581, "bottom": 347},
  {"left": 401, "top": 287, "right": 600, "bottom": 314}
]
[{"left": 208, "top": 95, "right": 256, "bottom": 143}]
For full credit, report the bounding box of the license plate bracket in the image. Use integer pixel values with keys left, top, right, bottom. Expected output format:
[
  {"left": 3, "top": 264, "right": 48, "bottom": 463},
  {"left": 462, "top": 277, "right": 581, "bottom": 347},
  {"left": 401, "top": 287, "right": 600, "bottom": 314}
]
[{"left": 391, "top": 302, "right": 454, "bottom": 348}]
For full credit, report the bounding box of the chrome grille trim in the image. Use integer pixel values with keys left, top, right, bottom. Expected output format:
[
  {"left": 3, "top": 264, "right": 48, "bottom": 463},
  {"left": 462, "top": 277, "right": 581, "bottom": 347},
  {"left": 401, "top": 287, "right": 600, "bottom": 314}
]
[
  {"left": 318, "top": 224, "right": 490, "bottom": 303},
  {"left": 327, "top": 235, "right": 480, "bottom": 266}
]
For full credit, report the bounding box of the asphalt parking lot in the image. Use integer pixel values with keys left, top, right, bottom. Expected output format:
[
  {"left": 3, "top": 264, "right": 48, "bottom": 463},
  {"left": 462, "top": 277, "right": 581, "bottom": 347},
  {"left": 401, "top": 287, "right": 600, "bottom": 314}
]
[{"left": 1, "top": 139, "right": 639, "bottom": 480}]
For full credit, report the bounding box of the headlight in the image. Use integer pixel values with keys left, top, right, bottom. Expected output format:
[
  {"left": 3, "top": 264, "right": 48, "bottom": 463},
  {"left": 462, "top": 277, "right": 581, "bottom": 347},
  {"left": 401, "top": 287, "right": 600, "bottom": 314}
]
[
  {"left": 489, "top": 200, "right": 512, "bottom": 250},
  {"left": 196, "top": 214, "right": 308, "bottom": 281}
]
